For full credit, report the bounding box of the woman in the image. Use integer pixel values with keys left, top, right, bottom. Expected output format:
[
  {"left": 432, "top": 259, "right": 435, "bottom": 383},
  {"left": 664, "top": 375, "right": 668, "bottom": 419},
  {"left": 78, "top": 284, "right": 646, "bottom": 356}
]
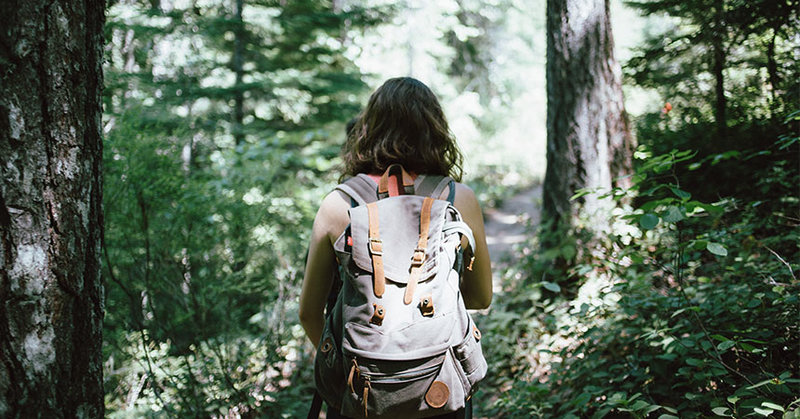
[{"left": 299, "top": 77, "right": 492, "bottom": 418}]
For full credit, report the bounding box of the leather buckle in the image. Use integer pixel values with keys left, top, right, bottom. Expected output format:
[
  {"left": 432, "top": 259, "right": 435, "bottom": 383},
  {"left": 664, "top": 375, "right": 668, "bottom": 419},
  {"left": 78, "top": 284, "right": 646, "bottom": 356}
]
[
  {"left": 411, "top": 247, "right": 426, "bottom": 267},
  {"left": 368, "top": 238, "right": 383, "bottom": 256}
]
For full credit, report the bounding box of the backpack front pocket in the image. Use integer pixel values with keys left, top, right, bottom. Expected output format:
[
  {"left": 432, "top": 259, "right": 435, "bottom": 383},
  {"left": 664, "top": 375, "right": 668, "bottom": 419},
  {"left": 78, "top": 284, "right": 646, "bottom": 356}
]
[{"left": 341, "top": 350, "right": 467, "bottom": 419}]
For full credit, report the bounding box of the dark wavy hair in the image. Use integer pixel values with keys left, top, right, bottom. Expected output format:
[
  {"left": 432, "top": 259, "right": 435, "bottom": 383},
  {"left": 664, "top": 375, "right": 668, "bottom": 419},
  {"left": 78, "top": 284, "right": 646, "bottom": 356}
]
[{"left": 341, "top": 77, "right": 464, "bottom": 181}]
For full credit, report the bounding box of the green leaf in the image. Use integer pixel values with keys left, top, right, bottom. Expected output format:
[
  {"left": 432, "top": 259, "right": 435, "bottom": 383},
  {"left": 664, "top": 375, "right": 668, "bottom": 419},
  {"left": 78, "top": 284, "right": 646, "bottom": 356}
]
[
  {"left": 727, "top": 395, "right": 740, "bottom": 404},
  {"left": 561, "top": 245, "right": 577, "bottom": 260},
  {"left": 762, "top": 402, "right": 785, "bottom": 412},
  {"left": 670, "top": 186, "right": 691, "bottom": 200},
  {"left": 644, "top": 405, "right": 662, "bottom": 415},
  {"left": 640, "top": 213, "right": 660, "bottom": 230},
  {"left": 686, "top": 358, "right": 704, "bottom": 366},
  {"left": 573, "top": 392, "right": 591, "bottom": 406},
  {"left": 662, "top": 206, "right": 685, "bottom": 222},
  {"left": 712, "top": 407, "right": 731, "bottom": 416},
  {"left": 662, "top": 406, "right": 679, "bottom": 414},
  {"left": 740, "top": 342, "right": 759, "bottom": 353},
  {"left": 754, "top": 407, "right": 774, "bottom": 416},
  {"left": 570, "top": 189, "right": 592, "bottom": 201},
  {"left": 747, "top": 379, "right": 775, "bottom": 389},
  {"left": 658, "top": 415, "right": 679, "bottom": 419},
  {"left": 706, "top": 242, "right": 728, "bottom": 256},
  {"left": 542, "top": 282, "right": 561, "bottom": 293},
  {"left": 717, "top": 340, "right": 736, "bottom": 352}
]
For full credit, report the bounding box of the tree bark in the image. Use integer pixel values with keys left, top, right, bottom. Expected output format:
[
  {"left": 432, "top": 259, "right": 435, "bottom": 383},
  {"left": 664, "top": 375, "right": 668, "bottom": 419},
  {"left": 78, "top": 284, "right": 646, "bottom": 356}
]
[
  {"left": 712, "top": 0, "right": 727, "bottom": 141},
  {"left": 765, "top": 30, "right": 780, "bottom": 113},
  {"left": 232, "top": 0, "right": 245, "bottom": 146},
  {"left": 0, "top": 0, "right": 105, "bottom": 417},
  {"left": 542, "top": 0, "right": 634, "bottom": 237}
]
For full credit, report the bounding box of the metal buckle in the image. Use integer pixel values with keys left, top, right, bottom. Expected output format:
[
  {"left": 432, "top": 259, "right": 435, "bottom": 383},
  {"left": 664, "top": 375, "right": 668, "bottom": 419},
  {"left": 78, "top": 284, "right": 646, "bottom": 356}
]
[{"left": 368, "top": 238, "right": 383, "bottom": 256}]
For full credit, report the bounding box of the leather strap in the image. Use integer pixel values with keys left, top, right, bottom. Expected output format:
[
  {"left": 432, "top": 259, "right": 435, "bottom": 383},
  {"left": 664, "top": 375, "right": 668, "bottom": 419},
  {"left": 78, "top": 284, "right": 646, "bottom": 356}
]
[
  {"left": 405, "top": 197, "right": 434, "bottom": 304},
  {"left": 366, "top": 202, "right": 385, "bottom": 297},
  {"left": 378, "top": 164, "right": 414, "bottom": 198},
  {"left": 363, "top": 379, "right": 371, "bottom": 417},
  {"left": 348, "top": 359, "right": 358, "bottom": 394}
]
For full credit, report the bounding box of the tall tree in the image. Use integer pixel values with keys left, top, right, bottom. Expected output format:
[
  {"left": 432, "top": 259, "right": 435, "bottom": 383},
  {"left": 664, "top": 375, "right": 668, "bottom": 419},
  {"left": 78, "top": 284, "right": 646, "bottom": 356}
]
[
  {"left": 626, "top": 0, "right": 799, "bottom": 129},
  {"left": 101, "top": 0, "right": 383, "bottom": 414},
  {"left": 542, "top": 0, "right": 634, "bottom": 238},
  {"left": 0, "top": 0, "right": 105, "bottom": 417}
]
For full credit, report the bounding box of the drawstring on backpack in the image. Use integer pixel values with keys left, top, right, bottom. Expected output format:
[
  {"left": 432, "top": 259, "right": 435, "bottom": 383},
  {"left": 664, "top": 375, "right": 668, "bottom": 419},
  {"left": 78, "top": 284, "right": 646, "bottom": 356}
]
[
  {"left": 346, "top": 358, "right": 371, "bottom": 417},
  {"left": 363, "top": 377, "right": 371, "bottom": 417}
]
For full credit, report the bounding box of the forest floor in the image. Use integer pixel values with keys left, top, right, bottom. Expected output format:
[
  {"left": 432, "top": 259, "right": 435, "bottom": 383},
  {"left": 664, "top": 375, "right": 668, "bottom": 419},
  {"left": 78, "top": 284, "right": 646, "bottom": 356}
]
[{"left": 483, "top": 183, "right": 543, "bottom": 292}]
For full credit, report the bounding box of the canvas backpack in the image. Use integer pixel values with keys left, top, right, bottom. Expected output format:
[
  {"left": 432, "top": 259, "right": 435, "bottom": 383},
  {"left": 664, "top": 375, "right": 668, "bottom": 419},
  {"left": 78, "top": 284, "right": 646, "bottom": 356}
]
[{"left": 313, "top": 164, "right": 488, "bottom": 418}]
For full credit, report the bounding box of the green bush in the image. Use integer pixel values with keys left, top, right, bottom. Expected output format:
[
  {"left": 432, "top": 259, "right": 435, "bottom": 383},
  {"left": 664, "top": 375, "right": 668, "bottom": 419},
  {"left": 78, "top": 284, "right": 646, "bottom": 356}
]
[{"left": 481, "top": 116, "right": 800, "bottom": 418}]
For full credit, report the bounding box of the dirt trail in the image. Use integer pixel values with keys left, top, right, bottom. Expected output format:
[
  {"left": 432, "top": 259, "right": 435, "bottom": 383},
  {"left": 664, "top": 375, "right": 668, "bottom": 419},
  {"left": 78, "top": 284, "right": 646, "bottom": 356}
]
[{"left": 482, "top": 184, "right": 542, "bottom": 290}]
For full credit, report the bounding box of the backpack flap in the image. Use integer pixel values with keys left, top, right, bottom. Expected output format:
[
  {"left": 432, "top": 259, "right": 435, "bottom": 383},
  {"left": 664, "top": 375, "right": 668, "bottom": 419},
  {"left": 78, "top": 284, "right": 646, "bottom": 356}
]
[{"left": 348, "top": 196, "right": 448, "bottom": 288}]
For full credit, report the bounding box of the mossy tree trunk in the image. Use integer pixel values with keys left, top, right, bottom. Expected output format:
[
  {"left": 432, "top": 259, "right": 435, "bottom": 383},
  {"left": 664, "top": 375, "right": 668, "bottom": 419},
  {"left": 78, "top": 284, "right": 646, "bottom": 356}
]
[
  {"left": 0, "top": 0, "right": 105, "bottom": 416},
  {"left": 542, "top": 0, "right": 634, "bottom": 241}
]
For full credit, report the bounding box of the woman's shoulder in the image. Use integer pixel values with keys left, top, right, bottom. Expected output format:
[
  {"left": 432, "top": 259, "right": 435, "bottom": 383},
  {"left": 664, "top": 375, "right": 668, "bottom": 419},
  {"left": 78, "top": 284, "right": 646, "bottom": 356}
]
[
  {"left": 314, "top": 189, "right": 351, "bottom": 241},
  {"left": 451, "top": 181, "right": 476, "bottom": 198},
  {"left": 452, "top": 181, "right": 481, "bottom": 211},
  {"left": 442, "top": 180, "right": 477, "bottom": 206}
]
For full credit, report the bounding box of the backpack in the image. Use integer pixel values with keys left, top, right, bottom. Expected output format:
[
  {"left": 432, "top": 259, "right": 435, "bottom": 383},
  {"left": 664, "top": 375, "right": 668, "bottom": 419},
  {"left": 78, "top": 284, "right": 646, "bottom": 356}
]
[{"left": 314, "top": 164, "right": 488, "bottom": 418}]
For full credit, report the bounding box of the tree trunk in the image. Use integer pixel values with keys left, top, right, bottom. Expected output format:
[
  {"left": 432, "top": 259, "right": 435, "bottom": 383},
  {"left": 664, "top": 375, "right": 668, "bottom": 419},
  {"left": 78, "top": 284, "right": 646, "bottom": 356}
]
[
  {"left": 232, "top": 0, "right": 245, "bottom": 145},
  {"left": 765, "top": 30, "right": 779, "bottom": 109},
  {"left": 712, "top": 1, "right": 727, "bottom": 141},
  {"left": 542, "top": 0, "right": 634, "bottom": 237},
  {"left": 0, "top": 0, "right": 105, "bottom": 417}
]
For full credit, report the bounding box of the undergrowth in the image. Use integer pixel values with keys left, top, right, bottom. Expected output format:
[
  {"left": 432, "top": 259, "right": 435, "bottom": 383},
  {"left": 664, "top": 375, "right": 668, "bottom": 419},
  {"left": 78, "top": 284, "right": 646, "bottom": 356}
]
[{"left": 478, "top": 114, "right": 800, "bottom": 418}]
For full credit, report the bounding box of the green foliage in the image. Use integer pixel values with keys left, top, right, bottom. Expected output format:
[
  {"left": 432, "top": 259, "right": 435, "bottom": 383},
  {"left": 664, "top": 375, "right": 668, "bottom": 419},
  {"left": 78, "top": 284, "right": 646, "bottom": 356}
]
[
  {"left": 102, "top": 0, "right": 539, "bottom": 416},
  {"left": 100, "top": 0, "right": 798, "bottom": 416},
  {"left": 467, "top": 14, "right": 799, "bottom": 418},
  {"left": 102, "top": 0, "right": 378, "bottom": 415},
  {"left": 625, "top": 0, "right": 799, "bottom": 122},
  {"left": 481, "top": 119, "right": 799, "bottom": 417}
]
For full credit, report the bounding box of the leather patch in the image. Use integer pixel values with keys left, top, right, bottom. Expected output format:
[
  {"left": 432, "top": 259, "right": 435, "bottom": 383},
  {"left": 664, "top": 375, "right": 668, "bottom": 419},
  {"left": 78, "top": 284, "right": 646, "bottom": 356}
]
[
  {"left": 419, "top": 294, "right": 434, "bottom": 317},
  {"left": 370, "top": 303, "right": 385, "bottom": 326},
  {"left": 425, "top": 381, "right": 449, "bottom": 408}
]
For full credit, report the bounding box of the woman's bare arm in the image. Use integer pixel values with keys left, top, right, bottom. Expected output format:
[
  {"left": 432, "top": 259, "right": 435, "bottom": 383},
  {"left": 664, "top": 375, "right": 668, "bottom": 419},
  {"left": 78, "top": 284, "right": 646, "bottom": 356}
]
[
  {"left": 298, "top": 191, "right": 350, "bottom": 348},
  {"left": 452, "top": 183, "right": 493, "bottom": 309}
]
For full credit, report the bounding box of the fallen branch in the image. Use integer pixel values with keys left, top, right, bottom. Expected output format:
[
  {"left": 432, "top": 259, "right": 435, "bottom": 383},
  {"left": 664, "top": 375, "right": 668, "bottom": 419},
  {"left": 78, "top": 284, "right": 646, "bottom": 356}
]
[{"left": 764, "top": 245, "right": 796, "bottom": 281}]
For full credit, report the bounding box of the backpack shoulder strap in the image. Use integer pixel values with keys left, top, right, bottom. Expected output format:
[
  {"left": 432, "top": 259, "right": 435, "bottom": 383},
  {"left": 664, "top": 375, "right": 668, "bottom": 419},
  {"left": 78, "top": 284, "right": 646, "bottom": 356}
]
[
  {"left": 415, "top": 175, "right": 455, "bottom": 203},
  {"left": 335, "top": 174, "right": 379, "bottom": 206}
]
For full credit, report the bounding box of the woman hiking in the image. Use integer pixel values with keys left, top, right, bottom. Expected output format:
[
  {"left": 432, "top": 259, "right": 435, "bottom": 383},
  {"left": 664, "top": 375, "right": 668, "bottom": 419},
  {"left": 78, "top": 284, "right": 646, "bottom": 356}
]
[{"left": 300, "top": 77, "right": 493, "bottom": 419}]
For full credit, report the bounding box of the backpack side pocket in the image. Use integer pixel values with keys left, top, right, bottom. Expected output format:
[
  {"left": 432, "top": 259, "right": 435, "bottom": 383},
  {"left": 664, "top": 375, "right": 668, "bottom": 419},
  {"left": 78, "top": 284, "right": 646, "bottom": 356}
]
[
  {"left": 452, "top": 316, "right": 488, "bottom": 397},
  {"left": 314, "top": 314, "right": 345, "bottom": 410}
]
